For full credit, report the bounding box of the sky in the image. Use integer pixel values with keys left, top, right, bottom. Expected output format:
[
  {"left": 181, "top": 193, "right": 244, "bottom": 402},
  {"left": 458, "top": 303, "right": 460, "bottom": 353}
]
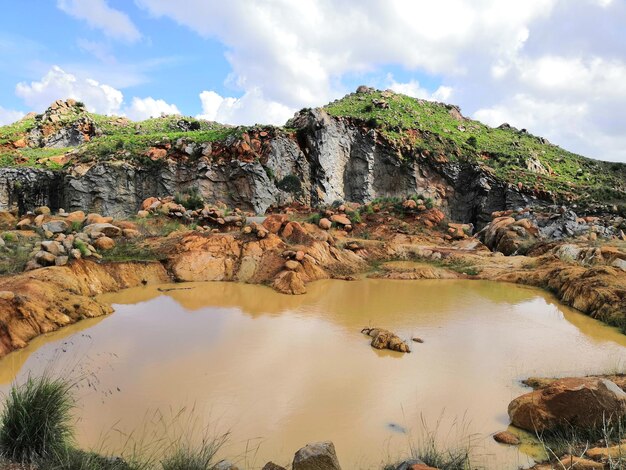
[{"left": 0, "top": 0, "right": 625, "bottom": 161}]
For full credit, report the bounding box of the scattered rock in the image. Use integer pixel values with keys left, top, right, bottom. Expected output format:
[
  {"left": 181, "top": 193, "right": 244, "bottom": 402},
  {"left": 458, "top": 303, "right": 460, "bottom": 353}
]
[
  {"left": 293, "top": 441, "right": 342, "bottom": 470},
  {"left": 261, "top": 463, "right": 287, "bottom": 470},
  {"left": 493, "top": 431, "right": 520, "bottom": 446},
  {"left": 94, "top": 236, "right": 115, "bottom": 250},
  {"left": 83, "top": 223, "right": 122, "bottom": 238},
  {"left": 319, "top": 218, "right": 332, "bottom": 230},
  {"left": 211, "top": 460, "right": 239, "bottom": 470},
  {"left": 35, "top": 250, "right": 57, "bottom": 266},
  {"left": 42, "top": 220, "right": 69, "bottom": 234}
]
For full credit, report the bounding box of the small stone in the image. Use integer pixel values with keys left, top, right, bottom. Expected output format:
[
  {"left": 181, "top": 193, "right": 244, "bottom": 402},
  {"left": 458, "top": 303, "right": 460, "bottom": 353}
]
[
  {"left": 261, "top": 464, "right": 286, "bottom": 470},
  {"left": 0, "top": 291, "right": 15, "bottom": 301},
  {"left": 41, "top": 240, "right": 62, "bottom": 256},
  {"left": 70, "top": 249, "right": 82, "bottom": 259},
  {"left": 293, "top": 441, "right": 342, "bottom": 470},
  {"left": 412, "top": 337, "right": 424, "bottom": 343},
  {"left": 137, "top": 210, "right": 150, "bottom": 219},
  {"left": 295, "top": 250, "right": 305, "bottom": 261},
  {"left": 285, "top": 260, "right": 300, "bottom": 271},
  {"left": 54, "top": 256, "right": 69, "bottom": 266},
  {"left": 493, "top": 431, "right": 520, "bottom": 446}
]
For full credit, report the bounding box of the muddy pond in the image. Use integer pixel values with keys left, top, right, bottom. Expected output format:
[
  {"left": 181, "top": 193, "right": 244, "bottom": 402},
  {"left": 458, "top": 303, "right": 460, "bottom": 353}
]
[{"left": 2, "top": 279, "right": 626, "bottom": 469}]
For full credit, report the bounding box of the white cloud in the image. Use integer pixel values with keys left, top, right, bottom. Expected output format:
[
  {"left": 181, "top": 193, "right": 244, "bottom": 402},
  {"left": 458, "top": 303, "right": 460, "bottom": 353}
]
[
  {"left": 16, "top": 66, "right": 123, "bottom": 114},
  {"left": 133, "top": 0, "right": 626, "bottom": 161},
  {"left": 126, "top": 97, "right": 180, "bottom": 120},
  {"left": 57, "top": 0, "right": 141, "bottom": 43},
  {"left": 0, "top": 106, "right": 24, "bottom": 126},
  {"left": 198, "top": 88, "right": 295, "bottom": 125},
  {"left": 14, "top": 66, "right": 180, "bottom": 122},
  {"left": 386, "top": 75, "right": 453, "bottom": 102}
]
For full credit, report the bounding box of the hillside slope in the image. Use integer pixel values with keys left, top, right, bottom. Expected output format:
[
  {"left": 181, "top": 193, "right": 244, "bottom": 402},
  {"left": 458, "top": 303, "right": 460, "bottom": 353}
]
[{"left": 0, "top": 89, "right": 625, "bottom": 226}]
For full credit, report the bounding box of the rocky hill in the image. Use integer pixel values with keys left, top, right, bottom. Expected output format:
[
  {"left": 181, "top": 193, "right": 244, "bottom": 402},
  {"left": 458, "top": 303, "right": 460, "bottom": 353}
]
[{"left": 1, "top": 89, "right": 625, "bottom": 228}]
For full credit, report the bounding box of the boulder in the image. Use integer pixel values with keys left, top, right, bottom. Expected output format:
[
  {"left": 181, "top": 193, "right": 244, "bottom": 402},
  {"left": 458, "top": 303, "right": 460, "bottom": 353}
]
[
  {"left": 83, "top": 223, "right": 122, "bottom": 238},
  {"left": 293, "top": 441, "right": 342, "bottom": 470},
  {"left": 35, "top": 250, "right": 57, "bottom": 266},
  {"left": 273, "top": 271, "right": 306, "bottom": 295},
  {"left": 508, "top": 377, "right": 626, "bottom": 432},
  {"left": 42, "top": 220, "right": 69, "bottom": 234},
  {"left": 330, "top": 214, "right": 351, "bottom": 226},
  {"left": 263, "top": 214, "right": 289, "bottom": 234},
  {"left": 94, "top": 236, "right": 115, "bottom": 250},
  {"left": 0, "top": 211, "right": 16, "bottom": 228},
  {"left": 85, "top": 213, "right": 113, "bottom": 225},
  {"left": 41, "top": 240, "right": 62, "bottom": 256},
  {"left": 122, "top": 228, "right": 141, "bottom": 239},
  {"left": 65, "top": 211, "right": 86, "bottom": 225},
  {"left": 319, "top": 218, "right": 332, "bottom": 230},
  {"left": 34, "top": 206, "right": 51, "bottom": 215}
]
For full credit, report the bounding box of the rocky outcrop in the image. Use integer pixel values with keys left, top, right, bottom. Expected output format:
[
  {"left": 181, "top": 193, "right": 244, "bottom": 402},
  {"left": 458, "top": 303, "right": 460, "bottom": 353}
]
[
  {"left": 508, "top": 377, "right": 626, "bottom": 432},
  {"left": 0, "top": 108, "right": 551, "bottom": 225},
  {"left": 361, "top": 327, "right": 411, "bottom": 353}
]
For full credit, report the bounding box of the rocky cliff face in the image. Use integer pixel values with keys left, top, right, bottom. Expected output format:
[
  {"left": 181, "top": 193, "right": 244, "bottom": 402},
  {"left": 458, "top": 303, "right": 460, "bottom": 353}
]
[{"left": 0, "top": 108, "right": 550, "bottom": 227}]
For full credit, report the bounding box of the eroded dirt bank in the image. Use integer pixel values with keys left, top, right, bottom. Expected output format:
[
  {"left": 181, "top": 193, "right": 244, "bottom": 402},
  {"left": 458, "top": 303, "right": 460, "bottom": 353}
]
[{"left": 0, "top": 260, "right": 169, "bottom": 357}]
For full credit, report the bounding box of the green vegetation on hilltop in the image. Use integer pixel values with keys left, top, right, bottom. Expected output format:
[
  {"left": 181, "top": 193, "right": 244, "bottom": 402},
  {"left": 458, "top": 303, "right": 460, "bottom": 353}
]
[
  {"left": 0, "top": 105, "right": 241, "bottom": 170},
  {"left": 324, "top": 90, "right": 626, "bottom": 204}
]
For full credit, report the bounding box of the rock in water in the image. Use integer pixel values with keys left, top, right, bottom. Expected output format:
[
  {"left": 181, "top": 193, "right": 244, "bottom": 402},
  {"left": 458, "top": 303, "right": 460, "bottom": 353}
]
[
  {"left": 508, "top": 377, "right": 626, "bottom": 432},
  {"left": 493, "top": 431, "right": 520, "bottom": 446},
  {"left": 293, "top": 441, "right": 342, "bottom": 470},
  {"left": 361, "top": 327, "right": 411, "bottom": 353}
]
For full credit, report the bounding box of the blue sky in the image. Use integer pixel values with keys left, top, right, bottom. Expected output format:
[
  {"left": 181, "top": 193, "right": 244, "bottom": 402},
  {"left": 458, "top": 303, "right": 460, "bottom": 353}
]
[{"left": 1, "top": 0, "right": 625, "bottom": 162}]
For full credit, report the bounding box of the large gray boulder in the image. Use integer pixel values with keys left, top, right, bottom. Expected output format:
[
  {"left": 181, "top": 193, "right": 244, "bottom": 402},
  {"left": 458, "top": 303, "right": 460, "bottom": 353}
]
[{"left": 292, "top": 441, "right": 342, "bottom": 470}]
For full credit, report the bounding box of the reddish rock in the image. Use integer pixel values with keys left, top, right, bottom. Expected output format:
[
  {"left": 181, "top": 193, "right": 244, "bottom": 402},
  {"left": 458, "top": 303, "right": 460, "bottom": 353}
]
[
  {"left": 94, "top": 237, "right": 115, "bottom": 250},
  {"left": 330, "top": 214, "right": 351, "bottom": 226},
  {"left": 147, "top": 147, "right": 167, "bottom": 161},
  {"left": 319, "top": 218, "right": 332, "bottom": 230},
  {"left": 263, "top": 214, "right": 289, "bottom": 234},
  {"left": 493, "top": 431, "right": 520, "bottom": 446},
  {"left": 141, "top": 197, "right": 160, "bottom": 211},
  {"left": 12, "top": 138, "right": 27, "bottom": 149},
  {"left": 508, "top": 377, "right": 626, "bottom": 433}
]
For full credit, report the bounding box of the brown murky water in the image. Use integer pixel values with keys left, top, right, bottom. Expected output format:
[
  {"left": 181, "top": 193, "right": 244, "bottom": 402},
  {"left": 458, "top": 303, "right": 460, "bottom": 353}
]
[{"left": 1, "top": 279, "right": 626, "bottom": 469}]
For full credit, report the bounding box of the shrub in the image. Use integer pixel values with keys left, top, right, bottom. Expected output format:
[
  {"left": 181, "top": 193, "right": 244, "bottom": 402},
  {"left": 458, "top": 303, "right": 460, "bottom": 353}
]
[
  {"left": 276, "top": 174, "right": 302, "bottom": 195},
  {"left": 466, "top": 136, "right": 478, "bottom": 148},
  {"left": 74, "top": 239, "right": 90, "bottom": 257},
  {"left": 174, "top": 188, "right": 204, "bottom": 211},
  {"left": 0, "top": 376, "right": 75, "bottom": 462},
  {"left": 39, "top": 448, "right": 131, "bottom": 470},
  {"left": 307, "top": 213, "right": 321, "bottom": 225}
]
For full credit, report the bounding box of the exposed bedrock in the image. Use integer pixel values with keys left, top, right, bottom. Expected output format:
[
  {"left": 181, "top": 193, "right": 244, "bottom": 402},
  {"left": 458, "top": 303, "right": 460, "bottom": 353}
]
[{"left": 0, "top": 109, "right": 548, "bottom": 226}]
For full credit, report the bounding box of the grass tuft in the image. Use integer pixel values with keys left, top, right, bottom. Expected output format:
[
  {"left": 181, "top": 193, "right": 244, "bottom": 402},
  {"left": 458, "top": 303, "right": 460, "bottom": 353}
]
[{"left": 0, "top": 375, "right": 75, "bottom": 462}]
